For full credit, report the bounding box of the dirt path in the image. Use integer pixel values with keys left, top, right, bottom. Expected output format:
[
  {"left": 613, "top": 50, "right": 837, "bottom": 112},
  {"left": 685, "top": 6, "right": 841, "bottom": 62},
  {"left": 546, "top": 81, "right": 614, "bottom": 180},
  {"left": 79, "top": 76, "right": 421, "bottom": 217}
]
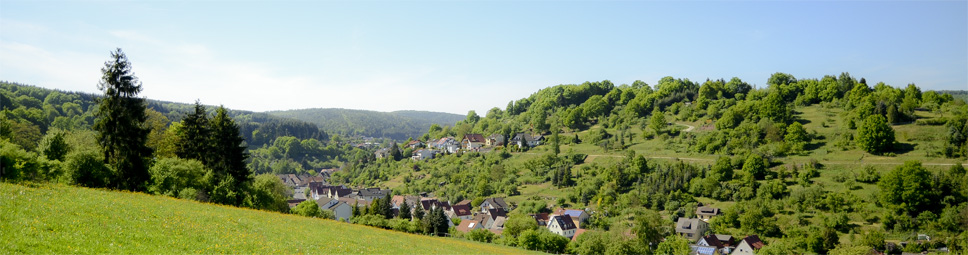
[{"left": 676, "top": 123, "right": 696, "bottom": 132}]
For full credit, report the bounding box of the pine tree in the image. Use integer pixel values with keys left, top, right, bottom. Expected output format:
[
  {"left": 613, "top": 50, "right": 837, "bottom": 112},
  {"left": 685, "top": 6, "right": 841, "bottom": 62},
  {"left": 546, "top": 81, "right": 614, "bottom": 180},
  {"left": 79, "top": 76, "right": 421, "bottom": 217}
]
[
  {"left": 210, "top": 106, "right": 251, "bottom": 187},
  {"left": 381, "top": 193, "right": 393, "bottom": 219},
  {"left": 94, "top": 48, "right": 152, "bottom": 191},
  {"left": 413, "top": 203, "right": 425, "bottom": 220},
  {"left": 399, "top": 201, "right": 412, "bottom": 220},
  {"left": 176, "top": 101, "right": 212, "bottom": 165}
]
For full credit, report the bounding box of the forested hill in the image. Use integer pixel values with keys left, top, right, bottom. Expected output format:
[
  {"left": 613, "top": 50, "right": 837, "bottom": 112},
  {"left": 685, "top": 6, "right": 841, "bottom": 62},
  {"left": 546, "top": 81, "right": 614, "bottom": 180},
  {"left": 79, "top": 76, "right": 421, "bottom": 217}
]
[
  {"left": 0, "top": 82, "right": 325, "bottom": 149},
  {"left": 266, "top": 108, "right": 465, "bottom": 140}
]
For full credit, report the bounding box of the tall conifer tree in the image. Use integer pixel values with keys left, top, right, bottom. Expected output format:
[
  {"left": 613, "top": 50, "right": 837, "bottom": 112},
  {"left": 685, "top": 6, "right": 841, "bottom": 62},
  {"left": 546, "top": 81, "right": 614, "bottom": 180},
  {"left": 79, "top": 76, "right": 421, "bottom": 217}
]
[
  {"left": 176, "top": 101, "right": 212, "bottom": 165},
  {"left": 94, "top": 48, "right": 153, "bottom": 191},
  {"left": 210, "top": 106, "right": 251, "bottom": 186}
]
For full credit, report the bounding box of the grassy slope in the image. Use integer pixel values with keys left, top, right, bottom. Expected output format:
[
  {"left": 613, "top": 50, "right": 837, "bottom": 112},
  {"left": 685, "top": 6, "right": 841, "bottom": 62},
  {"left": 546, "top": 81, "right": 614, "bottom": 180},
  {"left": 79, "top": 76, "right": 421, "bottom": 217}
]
[{"left": 0, "top": 183, "right": 535, "bottom": 254}]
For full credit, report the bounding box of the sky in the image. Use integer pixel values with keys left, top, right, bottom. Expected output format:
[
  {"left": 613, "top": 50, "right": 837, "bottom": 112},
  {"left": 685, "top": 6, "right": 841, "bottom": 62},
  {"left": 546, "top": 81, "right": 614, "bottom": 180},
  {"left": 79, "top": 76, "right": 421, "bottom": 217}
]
[{"left": 1, "top": 1, "right": 966, "bottom": 115}]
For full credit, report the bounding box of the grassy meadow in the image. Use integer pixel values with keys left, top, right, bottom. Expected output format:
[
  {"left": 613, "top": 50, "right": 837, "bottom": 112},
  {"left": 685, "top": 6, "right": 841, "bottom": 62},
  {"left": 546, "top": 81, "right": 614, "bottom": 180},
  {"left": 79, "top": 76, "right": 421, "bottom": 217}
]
[{"left": 0, "top": 182, "right": 537, "bottom": 254}]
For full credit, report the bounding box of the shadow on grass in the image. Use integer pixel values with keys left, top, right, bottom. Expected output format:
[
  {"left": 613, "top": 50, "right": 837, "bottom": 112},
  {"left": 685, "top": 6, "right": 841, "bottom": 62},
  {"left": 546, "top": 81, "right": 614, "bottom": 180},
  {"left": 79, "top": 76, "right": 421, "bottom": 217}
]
[
  {"left": 804, "top": 141, "right": 827, "bottom": 151},
  {"left": 892, "top": 142, "right": 916, "bottom": 155}
]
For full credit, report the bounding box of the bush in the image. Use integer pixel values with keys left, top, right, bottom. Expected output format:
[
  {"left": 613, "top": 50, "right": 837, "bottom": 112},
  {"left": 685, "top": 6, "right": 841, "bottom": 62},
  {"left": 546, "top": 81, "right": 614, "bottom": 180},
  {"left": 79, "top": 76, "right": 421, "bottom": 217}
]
[
  {"left": 467, "top": 228, "right": 496, "bottom": 243},
  {"left": 64, "top": 150, "right": 112, "bottom": 188},
  {"left": 856, "top": 115, "right": 896, "bottom": 154},
  {"left": 291, "top": 200, "right": 323, "bottom": 218}
]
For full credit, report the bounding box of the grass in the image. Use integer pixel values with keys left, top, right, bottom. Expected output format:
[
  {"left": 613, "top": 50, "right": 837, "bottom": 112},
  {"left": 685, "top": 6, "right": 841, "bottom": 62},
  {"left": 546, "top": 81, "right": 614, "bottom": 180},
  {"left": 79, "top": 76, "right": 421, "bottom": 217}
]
[{"left": 0, "top": 182, "right": 537, "bottom": 254}]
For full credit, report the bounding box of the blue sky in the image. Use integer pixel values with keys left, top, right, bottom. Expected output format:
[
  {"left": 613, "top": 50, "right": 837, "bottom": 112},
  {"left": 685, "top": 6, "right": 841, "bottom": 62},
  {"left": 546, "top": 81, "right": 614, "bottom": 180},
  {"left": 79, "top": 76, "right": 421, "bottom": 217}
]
[{"left": 2, "top": 1, "right": 965, "bottom": 115}]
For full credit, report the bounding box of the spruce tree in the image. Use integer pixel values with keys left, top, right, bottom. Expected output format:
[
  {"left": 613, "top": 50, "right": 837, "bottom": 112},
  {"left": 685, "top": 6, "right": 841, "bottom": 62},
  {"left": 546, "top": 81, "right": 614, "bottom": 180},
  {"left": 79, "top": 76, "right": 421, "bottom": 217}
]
[
  {"left": 399, "top": 201, "right": 412, "bottom": 220},
  {"left": 210, "top": 106, "right": 251, "bottom": 186},
  {"left": 176, "top": 101, "right": 212, "bottom": 165},
  {"left": 94, "top": 48, "right": 152, "bottom": 191}
]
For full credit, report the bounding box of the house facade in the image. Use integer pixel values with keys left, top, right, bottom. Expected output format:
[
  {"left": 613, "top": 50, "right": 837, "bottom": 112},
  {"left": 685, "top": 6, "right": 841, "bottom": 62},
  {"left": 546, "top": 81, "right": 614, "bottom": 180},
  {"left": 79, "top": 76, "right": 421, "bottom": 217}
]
[
  {"left": 547, "top": 215, "right": 577, "bottom": 239},
  {"left": 733, "top": 235, "right": 764, "bottom": 255},
  {"left": 480, "top": 197, "right": 509, "bottom": 213},
  {"left": 326, "top": 202, "right": 353, "bottom": 222},
  {"left": 696, "top": 206, "right": 720, "bottom": 221},
  {"left": 486, "top": 134, "right": 505, "bottom": 146},
  {"left": 462, "top": 134, "right": 486, "bottom": 150},
  {"left": 411, "top": 149, "right": 435, "bottom": 161},
  {"left": 675, "top": 218, "right": 709, "bottom": 242},
  {"left": 553, "top": 208, "right": 590, "bottom": 229}
]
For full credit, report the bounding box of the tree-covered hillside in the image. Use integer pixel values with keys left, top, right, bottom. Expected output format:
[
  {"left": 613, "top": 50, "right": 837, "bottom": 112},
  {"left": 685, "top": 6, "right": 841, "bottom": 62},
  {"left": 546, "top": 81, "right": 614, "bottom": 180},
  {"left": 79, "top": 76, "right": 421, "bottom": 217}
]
[
  {"left": 333, "top": 73, "right": 968, "bottom": 254},
  {"left": 1, "top": 81, "right": 325, "bottom": 150},
  {"left": 266, "top": 108, "right": 465, "bottom": 141}
]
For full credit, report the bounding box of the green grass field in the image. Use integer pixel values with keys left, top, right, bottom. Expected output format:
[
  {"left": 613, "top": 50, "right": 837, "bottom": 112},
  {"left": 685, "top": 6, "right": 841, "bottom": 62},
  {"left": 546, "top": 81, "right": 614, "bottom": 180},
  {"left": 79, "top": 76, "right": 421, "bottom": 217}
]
[{"left": 0, "top": 182, "right": 537, "bottom": 254}]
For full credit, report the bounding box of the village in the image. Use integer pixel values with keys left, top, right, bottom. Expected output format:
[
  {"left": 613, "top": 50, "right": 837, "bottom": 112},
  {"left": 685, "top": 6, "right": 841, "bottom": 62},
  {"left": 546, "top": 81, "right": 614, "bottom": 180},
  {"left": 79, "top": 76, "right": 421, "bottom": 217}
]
[{"left": 279, "top": 133, "right": 771, "bottom": 255}]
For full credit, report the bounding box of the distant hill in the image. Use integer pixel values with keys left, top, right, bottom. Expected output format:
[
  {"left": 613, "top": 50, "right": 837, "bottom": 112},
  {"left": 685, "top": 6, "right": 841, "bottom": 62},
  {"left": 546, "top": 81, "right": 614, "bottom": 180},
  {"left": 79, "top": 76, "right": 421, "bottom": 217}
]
[
  {"left": 266, "top": 108, "right": 465, "bottom": 141},
  {"left": 0, "top": 82, "right": 326, "bottom": 148},
  {"left": 0, "top": 182, "right": 533, "bottom": 254}
]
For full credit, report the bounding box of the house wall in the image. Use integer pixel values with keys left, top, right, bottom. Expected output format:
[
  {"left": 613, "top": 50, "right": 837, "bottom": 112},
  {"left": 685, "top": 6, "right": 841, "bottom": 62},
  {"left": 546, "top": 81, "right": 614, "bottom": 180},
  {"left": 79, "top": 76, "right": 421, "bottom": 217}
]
[
  {"left": 732, "top": 241, "right": 755, "bottom": 255},
  {"left": 333, "top": 204, "right": 353, "bottom": 222}
]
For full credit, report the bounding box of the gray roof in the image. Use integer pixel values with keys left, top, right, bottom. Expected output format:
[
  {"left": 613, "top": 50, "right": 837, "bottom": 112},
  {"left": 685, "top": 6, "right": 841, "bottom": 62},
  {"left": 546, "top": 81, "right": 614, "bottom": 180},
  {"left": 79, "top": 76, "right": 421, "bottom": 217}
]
[
  {"left": 675, "top": 218, "right": 706, "bottom": 234},
  {"left": 484, "top": 197, "right": 509, "bottom": 210}
]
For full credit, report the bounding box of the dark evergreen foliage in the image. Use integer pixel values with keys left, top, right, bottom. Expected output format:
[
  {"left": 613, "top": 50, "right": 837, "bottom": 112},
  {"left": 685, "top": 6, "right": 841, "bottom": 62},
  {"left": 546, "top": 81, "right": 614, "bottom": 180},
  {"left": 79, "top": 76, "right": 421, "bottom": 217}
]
[{"left": 93, "top": 48, "right": 153, "bottom": 191}]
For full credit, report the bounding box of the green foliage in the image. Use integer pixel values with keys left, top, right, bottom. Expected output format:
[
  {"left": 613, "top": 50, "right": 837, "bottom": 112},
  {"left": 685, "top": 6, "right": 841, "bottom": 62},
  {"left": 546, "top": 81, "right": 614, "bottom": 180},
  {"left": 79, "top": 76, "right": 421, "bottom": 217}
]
[
  {"left": 784, "top": 122, "right": 808, "bottom": 152},
  {"left": 38, "top": 129, "right": 70, "bottom": 161},
  {"left": 267, "top": 109, "right": 463, "bottom": 141},
  {"left": 742, "top": 153, "right": 768, "bottom": 180},
  {"left": 147, "top": 157, "right": 207, "bottom": 199},
  {"left": 503, "top": 214, "right": 538, "bottom": 238},
  {"left": 467, "top": 228, "right": 496, "bottom": 243},
  {"left": 856, "top": 114, "right": 895, "bottom": 154},
  {"left": 63, "top": 150, "right": 112, "bottom": 188},
  {"left": 292, "top": 199, "right": 323, "bottom": 218},
  {"left": 517, "top": 229, "right": 569, "bottom": 254},
  {"left": 649, "top": 109, "right": 666, "bottom": 134},
  {"left": 859, "top": 228, "right": 886, "bottom": 251},
  {"left": 878, "top": 161, "right": 937, "bottom": 215},
  {"left": 93, "top": 48, "right": 153, "bottom": 191},
  {"left": 249, "top": 173, "right": 290, "bottom": 213},
  {"left": 654, "top": 234, "right": 691, "bottom": 255}
]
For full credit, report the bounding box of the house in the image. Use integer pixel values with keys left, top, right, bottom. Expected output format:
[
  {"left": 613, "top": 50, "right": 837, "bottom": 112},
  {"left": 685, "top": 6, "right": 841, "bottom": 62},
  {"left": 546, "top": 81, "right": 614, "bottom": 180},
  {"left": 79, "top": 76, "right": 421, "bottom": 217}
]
[
  {"left": 714, "top": 234, "right": 735, "bottom": 247},
  {"left": 553, "top": 208, "right": 590, "bottom": 229},
  {"left": 675, "top": 218, "right": 709, "bottom": 242},
  {"left": 352, "top": 188, "right": 391, "bottom": 202},
  {"left": 489, "top": 216, "right": 507, "bottom": 230},
  {"left": 510, "top": 133, "right": 543, "bottom": 148},
  {"left": 483, "top": 208, "right": 507, "bottom": 229},
  {"left": 310, "top": 183, "right": 351, "bottom": 200},
  {"left": 325, "top": 201, "right": 353, "bottom": 222},
  {"left": 462, "top": 134, "right": 486, "bottom": 150},
  {"left": 448, "top": 203, "right": 474, "bottom": 221},
  {"left": 405, "top": 140, "right": 424, "bottom": 149},
  {"left": 315, "top": 197, "right": 352, "bottom": 221},
  {"left": 480, "top": 197, "right": 510, "bottom": 213},
  {"left": 688, "top": 245, "right": 721, "bottom": 255},
  {"left": 374, "top": 148, "right": 390, "bottom": 159},
  {"left": 547, "top": 215, "right": 577, "bottom": 239},
  {"left": 531, "top": 213, "right": 551, "bottom": 226},
  {"left": 411, "top": 149, "right": 435, "bottom": 161},
  {"left": 486, "top": 134, "right": 505, "bottom": 146},
  {"left": 420, "top": 198, "right": 451, "bottom": 211},
  {"left": 696, "top": 206, "right": 720, "bottom": 222},
  {"left": 456, "top": 220, "right": 483, "bottom": 233},
  {"left": 697, "top": 234, "right": 731, "bottom": 254},
  {"left": 287, "top": 199, "right": 306, "bottom": 209},
  {"left": 732, "top": 235, "right": 765, "bottom": 255},
  {"left": 391, "top": 195, "right": 421, "bottom": 209}
]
